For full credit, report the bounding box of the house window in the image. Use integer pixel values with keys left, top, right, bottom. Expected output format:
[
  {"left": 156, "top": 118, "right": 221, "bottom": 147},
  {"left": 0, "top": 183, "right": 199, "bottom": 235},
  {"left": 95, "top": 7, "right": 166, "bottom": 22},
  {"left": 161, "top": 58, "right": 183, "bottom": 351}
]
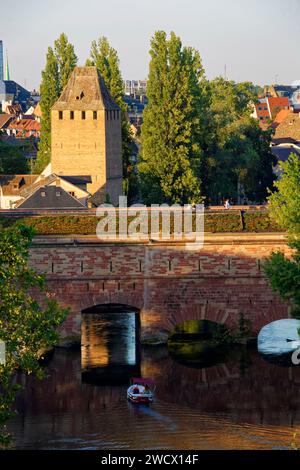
[
  {"left": 70, "top": 111, "right": 74, "bottom": 120},
  {"left": 41, "top": 191, "right": 46, "bottom": 197},
  {"left": 59, "top": 111, "right": 63, "bottom": 120},
  {"left": 56, "top": 191, "right": 61, "bottom": 197},
  {"left": 82, "top": 111, "right": 86, "bottom": 120},
  {"left": 93, "top": 111, "right": 97, "bottom": 120}
]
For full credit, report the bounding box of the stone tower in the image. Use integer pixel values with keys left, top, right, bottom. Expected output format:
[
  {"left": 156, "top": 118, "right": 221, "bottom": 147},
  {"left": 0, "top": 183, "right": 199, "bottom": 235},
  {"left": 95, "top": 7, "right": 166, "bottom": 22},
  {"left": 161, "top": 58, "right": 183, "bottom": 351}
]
[{"left": 51, "top": 66, "right": 122, "bottom": 205}]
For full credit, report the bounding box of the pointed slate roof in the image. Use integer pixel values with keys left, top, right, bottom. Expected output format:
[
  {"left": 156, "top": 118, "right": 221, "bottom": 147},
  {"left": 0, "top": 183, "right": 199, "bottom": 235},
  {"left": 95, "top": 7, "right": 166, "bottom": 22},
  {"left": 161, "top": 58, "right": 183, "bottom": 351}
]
[{"left": 52, "top": 66, "right": 120, "bottom": 111}]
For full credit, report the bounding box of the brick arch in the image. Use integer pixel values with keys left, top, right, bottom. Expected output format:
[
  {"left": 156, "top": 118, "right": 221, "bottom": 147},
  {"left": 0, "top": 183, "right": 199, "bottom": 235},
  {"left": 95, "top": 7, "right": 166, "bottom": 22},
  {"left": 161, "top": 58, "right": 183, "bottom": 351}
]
[{"left": 78, "top": 292, "right": 143, "bottom": 313}]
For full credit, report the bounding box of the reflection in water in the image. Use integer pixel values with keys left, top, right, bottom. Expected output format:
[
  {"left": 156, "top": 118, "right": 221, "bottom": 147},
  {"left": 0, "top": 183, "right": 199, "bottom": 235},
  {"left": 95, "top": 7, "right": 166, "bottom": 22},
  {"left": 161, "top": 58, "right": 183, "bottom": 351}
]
[
  {"left": 81, "top": 311, "right": 140, "bottom": 385},
  {"left": 7, "top": 344, "right": 300, "bottom": 450}
]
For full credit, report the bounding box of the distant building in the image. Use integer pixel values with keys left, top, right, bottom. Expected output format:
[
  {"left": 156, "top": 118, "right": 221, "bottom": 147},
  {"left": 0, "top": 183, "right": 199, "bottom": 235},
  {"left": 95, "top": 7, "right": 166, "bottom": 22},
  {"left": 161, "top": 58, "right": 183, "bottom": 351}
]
[
  {"left": 0, "top": 80, "right": 31, "bottom": 113},
  {"left": 0, "top": 173, "right": 90, "bottom": 209},
  {"left": 15, "top": 185, "right": 86, "bottom": 210},
  {"left": 252, "top": 96, "right": 290, "bottom": 126},
  {"left": 6, "top": 117, "right": 40, "bottom": 138},
  {"left": 273, "top": 111, "right": 300, "bottom": 145},
  {"left": 263, "top": 82, "right": 300, "bottom": 112},
  {"left": 51, "top": 66, "right": 123, "bottom": 206},
  {"left": 124, "top": 94, "right": 147, "bottom": 129},
  {"left": 124, "top": 79, "right": 147, "bottom": 95},
  {"left": 0, "top": 41, "right": 3, "bottom": 81},
  {"left": 0, "top": 175, "right": 38, "bottom": 209}
]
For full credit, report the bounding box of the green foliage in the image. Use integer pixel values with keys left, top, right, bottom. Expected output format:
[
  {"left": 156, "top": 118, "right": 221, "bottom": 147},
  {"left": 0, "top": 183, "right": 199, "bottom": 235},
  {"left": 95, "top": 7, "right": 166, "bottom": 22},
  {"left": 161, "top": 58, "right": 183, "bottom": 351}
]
[
  {"left": 243, "top": 211, "right": 284, "bottom": 232},
  {"left": 267, "top": 153, "right": 300, "bottom": 236},
  {"left": 265, "top": 240, "right": 300, "bottom": 318},
  {"left": 0, "top": 141, "right": 29, "bottom": 174},
  {"left": 88, "top": 37, "right": 133, "bottom": 193},
  {"left": 204, "top": 211, "right": 243, "bottom": 232},
  {"left": 140, "top": 31, "right": 209, "bottom": 205},
  {"left": 203, "top": 77, "right": 275, "bottom": 204},
  {"left": 0, "top": 211, "right": 283, "bottom": 236},
  {"left": 35, "top": 34, "right": 77, "bottom": 173},
  {"left": 0, "top": 225, "right": 68, "bottom": 444},
  {"left": 265, "top": 155, "right": 300, "bottom": 318}
]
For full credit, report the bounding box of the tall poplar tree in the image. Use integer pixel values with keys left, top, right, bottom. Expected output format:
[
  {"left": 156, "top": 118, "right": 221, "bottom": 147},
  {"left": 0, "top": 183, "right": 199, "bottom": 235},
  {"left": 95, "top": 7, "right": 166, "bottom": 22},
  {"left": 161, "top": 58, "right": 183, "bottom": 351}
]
[
  {"left": 139, "top": 31, "right": 209, "bottom": 205},
  {"left": 87, "top": 37, "right": 133, "bottom": 195},
  {"left": 35, "top": 34, "right": 77, "bottom": 173}
]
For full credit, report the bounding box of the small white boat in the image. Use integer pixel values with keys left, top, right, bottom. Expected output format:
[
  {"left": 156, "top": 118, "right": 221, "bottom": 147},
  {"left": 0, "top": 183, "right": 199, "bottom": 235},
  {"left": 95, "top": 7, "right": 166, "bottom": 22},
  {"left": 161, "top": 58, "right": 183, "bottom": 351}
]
[{"left": 127, "top": 378, "right": 155, "bottom": 404}]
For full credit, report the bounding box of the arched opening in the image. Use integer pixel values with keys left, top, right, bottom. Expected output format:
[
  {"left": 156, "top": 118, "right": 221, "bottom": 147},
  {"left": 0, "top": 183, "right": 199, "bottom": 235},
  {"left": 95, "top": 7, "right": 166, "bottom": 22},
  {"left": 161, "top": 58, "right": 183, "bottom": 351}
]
[
  {"left": 168, "top": 319, "right": 233, "bottom": 368},
  {"left": 81, "top": 304, "right": 141, "bottom": 385}
]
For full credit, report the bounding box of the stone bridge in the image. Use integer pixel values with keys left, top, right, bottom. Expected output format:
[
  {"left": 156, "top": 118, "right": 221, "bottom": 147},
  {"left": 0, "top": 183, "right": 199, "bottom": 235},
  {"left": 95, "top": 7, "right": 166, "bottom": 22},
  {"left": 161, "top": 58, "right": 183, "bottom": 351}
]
[{"left": 29, "top": 233, "right": 293, "bottom": 344}]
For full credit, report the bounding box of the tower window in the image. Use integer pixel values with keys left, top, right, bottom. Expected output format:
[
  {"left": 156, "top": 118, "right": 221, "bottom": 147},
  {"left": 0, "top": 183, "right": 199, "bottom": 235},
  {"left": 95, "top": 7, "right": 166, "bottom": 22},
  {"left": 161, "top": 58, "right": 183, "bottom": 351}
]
[
  {"left": 82, "top": 111, "right": 86, "bottom": 120},
  {"left": 59, "top": 111, "right": 63, "bottom": 120},
  {"left": 93, "top": 111, "right": 97, "bottom": 120},
  {"left": 70, "top": 111, "right": 74, "bottom": 120}
]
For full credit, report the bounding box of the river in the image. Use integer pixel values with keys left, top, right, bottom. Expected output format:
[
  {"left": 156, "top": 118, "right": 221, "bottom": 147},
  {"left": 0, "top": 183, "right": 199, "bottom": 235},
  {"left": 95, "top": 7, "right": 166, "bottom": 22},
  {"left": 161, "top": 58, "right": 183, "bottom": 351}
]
[{"left": 7, "top": 313, "right": 300, "bottom": 450}]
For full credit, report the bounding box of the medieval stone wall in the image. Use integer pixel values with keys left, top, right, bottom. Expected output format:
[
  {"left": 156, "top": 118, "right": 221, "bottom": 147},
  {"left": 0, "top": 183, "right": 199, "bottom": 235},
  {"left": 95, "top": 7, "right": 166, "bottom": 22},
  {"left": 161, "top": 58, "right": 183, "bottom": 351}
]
[{"left": 29, "top": 233, "right": 293, "bottom": 342}]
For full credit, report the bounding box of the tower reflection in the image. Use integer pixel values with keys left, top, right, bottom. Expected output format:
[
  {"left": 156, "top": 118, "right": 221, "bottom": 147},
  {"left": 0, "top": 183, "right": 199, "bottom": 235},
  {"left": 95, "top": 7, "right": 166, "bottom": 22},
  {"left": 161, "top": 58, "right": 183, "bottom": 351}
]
[{"left": 81, "top": 306, "right": 140, "bottom": 385}]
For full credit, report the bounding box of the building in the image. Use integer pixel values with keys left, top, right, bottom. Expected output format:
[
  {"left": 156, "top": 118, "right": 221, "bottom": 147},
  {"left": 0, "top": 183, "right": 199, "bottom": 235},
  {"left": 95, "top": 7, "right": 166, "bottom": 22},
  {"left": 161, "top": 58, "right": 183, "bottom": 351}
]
[
  {"left": 15, "top": 185, "right": 86, "bottom": 210},
  {"left": 124, "top": 79, "right": 147, "bottom": 96},
  {"left": 0, "top": 80, "right": 31, "bottom": 113},
  {"left": 273, "top": 111, "right": 300, "bottom": 145},
  {"left": 6, "top": 117, "right": 40, "bottom": 138},
  {"left": 0, "top": 41, "right": 3, "bottom": 81},
  {"left": 0, "top": 173, "right": 90, "bottom": 209},
  {"left": 51, "top": 66, "right": 122, "bottom": 205},
  {"left": 0, "top": 174, "right": 38, "bottom": 209},
  {"left": 252, "top": 96, "right": 290, "bottom": 126},
  {"left": 124, "top": 95, "right": 147, "bottom": 130}
]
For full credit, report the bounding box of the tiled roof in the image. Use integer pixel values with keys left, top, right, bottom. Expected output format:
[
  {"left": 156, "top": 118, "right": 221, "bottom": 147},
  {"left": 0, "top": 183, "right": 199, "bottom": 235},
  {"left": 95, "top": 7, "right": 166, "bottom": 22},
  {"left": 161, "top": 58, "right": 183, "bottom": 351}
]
[
  {"left": 16, "top": 185, "right": 85, "bottom": 209},
  {"left": 0, "top": 113, "right": 13, "bottom": 129},
  {"left": 0, "top": 175, "right": 39, "bottom": 196},
  {"left": 273, "top": 112, "right": 300, "bottom": 142},
  {"left": 271, "top": 146, "right": 300, "bottom": 162},
  {"left": 271, "top": 109, "right": 292, "bottom": 129},
  {"left": 7, "top": 119, "right": 41, "bottom": 131},
  {"left": 52, "top": 66, "right": 120, "bottom": 111}
]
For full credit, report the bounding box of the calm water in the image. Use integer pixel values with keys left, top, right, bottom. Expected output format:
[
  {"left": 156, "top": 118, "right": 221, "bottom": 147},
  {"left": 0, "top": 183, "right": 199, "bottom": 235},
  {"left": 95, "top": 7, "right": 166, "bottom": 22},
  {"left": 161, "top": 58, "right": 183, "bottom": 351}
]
[{"left": 7, "top": 313, "right": 300, "bottom": 450}]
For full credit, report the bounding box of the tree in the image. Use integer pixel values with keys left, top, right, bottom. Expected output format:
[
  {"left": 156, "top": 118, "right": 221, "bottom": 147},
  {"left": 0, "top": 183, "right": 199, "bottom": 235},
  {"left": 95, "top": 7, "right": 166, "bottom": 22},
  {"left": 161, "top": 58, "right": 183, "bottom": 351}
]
[
  {"left": 35, "top": 34, "right": 77, "bottom": 173},
  {"left": 88, "top": 37, "right": 133, "bottom": 197},
  {"left": 0, "top": 224, "right": 68, "bottom": 445},
  {"left": 203, "top": 77, "right": 275, "bottom": 204},
  {"left": 264, "top": 154, "right": 300, "bottom": 318},
  {"left": 0, "top": 141, "right": 29, "bottom": 174},
  {"left": 54, "top": 33, "right": 78, "bottom": 92},
  {"left": 140, "top": 31, "right": 209, "bottom": 205},
  {"left": 267, "top": 153, "right": 300, "bottom": 236}
]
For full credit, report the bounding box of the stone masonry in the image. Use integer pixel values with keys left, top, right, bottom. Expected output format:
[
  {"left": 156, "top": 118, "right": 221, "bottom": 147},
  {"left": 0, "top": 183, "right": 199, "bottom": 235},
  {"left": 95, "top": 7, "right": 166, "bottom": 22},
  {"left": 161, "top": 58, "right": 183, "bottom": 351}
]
[
  {"left": 29, "top": 233, "right": 293, "bottom": 344},
  {"left": 51, "top": 67, "right": 122, "bottom": 205}
]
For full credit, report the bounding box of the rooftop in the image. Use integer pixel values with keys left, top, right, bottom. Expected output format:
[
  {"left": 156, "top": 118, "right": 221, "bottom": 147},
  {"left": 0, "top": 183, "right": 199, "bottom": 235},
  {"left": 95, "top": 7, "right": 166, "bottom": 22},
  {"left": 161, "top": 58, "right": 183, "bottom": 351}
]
[{"left": 52, "top": 66, "right": 120, "bottom": 112}]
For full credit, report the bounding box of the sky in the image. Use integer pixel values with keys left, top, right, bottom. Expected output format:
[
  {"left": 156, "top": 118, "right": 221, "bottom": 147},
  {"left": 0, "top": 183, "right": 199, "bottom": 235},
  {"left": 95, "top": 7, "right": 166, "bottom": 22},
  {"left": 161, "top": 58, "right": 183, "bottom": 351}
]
[{"left": 1, "top": 0, "right": 300, "bottom": 91}]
